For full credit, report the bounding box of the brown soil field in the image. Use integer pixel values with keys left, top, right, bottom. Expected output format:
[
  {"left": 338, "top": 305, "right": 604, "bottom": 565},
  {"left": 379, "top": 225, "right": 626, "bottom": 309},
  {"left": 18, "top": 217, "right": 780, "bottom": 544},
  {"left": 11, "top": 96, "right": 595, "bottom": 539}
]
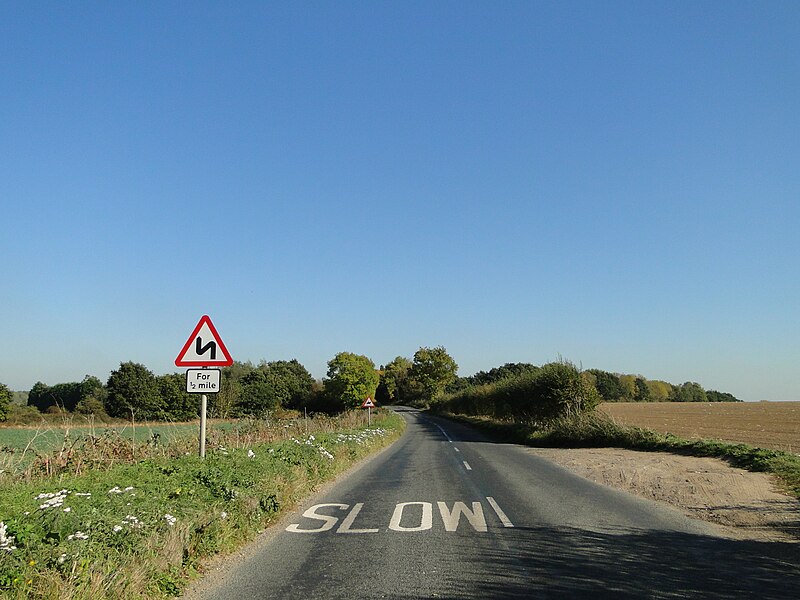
[{"left": 600, "top": 401, "right": 800, "bottom": 454}]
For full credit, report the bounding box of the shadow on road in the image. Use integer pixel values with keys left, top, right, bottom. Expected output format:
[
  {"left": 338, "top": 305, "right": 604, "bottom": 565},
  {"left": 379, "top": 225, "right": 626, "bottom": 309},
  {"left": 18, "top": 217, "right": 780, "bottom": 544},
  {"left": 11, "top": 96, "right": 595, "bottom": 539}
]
[{"left": 406, "top": 525, "right": 800, "bottom": 599}]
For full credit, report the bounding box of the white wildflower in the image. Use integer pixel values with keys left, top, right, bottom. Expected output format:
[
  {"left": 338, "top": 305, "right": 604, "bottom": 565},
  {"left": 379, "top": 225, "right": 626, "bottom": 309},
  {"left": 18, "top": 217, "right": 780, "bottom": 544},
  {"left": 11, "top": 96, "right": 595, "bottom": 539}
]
[
  {"left": 36, "top": 489, "right": 70, "bottom": 509},
  {"left": 67, "top": 531, "right": 89, "bottom": 541},
  {"left": 58, "top": 553, "right": 68, "bottom": 564},
  {"left": 121, "top": 515, "right": 142, "bottom": 529},
  {"left": 247, "top": 449, "right": 255, "bottom": 459},
  {"left": 0, "top": 521, "right": 17, "bottom": 553},
  {"left": 112, "top": 525, "right": 123, "bottom": 533},
  {"left": 220, "top": 511, "right": 228, "bottom": 520},
  {"left": 108, "top": 486, "right": 123, "bottom": 494},
  {"left": 63, "top": 507, "right": 71, "bottom": 513},
  {"left": 164, "top": 514, "right": 177, "bottom": 527},
  {"left": 123, "top": 486, "right": 134, "bottom": 492}
]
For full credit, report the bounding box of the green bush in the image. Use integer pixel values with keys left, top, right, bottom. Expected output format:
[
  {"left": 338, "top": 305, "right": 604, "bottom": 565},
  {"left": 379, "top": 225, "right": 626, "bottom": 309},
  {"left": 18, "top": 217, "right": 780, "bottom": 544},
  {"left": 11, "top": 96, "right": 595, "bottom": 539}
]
[{"left": 437, "top": 360, "right": 599, "bottom": 423}]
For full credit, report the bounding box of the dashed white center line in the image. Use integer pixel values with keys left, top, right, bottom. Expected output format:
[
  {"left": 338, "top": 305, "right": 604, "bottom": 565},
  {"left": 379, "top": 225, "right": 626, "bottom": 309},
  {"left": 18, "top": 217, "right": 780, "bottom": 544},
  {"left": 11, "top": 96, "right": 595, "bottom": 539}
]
[
  {"left": 433, "top": 422, "right": 453, "bottom": 443},
  {"left": 463, "top": 461, "right": 472, "bottom": 471},
  {"left": 453, "top": 447, "right": 460, "bottom": 452}
]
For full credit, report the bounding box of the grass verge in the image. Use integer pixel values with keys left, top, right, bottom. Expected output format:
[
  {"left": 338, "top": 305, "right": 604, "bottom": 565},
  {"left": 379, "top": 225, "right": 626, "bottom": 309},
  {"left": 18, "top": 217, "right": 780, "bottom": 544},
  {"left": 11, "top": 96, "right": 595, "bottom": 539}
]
[
  {"left": 436, "top": 411, "right": 800, "bottom": 501},
  {"left": 0, "top": 410, "right": 404, "bottom": 599}
]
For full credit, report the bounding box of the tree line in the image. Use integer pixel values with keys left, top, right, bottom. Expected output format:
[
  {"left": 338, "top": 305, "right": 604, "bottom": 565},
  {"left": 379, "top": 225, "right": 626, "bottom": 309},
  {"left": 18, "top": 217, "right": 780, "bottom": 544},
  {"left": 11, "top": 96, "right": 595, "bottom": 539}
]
[{"left": 0, "top": 348, "right": 740, "bottom": 423}]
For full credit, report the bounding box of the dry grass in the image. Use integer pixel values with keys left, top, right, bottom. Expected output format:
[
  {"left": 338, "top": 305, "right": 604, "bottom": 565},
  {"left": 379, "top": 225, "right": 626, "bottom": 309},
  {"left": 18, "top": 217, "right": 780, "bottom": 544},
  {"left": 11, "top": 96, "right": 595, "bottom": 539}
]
[{"left": 600, "top": 402, "right": 800, "bottom": 454}]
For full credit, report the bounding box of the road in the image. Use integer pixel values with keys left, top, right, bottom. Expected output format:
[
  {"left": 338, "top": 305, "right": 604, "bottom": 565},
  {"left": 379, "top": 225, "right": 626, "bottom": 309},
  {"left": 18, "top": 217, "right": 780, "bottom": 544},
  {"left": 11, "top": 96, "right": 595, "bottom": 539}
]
[{"left": 195, "top": 407, "right": 800, "bottom": 599}]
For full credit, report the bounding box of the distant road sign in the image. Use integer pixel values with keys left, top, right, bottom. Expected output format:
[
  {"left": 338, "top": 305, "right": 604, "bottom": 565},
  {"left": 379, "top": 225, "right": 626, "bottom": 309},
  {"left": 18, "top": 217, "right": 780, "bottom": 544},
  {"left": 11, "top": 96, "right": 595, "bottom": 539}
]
[
  {"left": 361, "top": 397, "right": 376, "bottom": 408},
  {"left": 186, "top": 369, "right": 221, "bottom": 393},
  {"left": 175, "top": 315, "right": 233, "bottom": 367}
]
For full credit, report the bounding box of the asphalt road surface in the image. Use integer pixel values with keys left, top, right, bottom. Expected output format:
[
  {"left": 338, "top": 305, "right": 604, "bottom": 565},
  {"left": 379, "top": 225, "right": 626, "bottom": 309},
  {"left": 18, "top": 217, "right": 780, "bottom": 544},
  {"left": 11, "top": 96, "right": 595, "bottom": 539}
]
[{"left": 196, "top": 407, "right": 800, "bottom": 599}]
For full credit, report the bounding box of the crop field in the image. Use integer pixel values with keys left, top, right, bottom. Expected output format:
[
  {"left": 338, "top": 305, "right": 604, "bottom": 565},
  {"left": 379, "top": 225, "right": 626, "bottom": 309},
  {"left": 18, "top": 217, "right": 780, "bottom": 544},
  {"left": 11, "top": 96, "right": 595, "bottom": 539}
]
[
  {"left": 600, "top": 401, "right": 800, "bottom": 453},
  {"left": 0, "top": 422, "right": 199, "bottom": 452}
]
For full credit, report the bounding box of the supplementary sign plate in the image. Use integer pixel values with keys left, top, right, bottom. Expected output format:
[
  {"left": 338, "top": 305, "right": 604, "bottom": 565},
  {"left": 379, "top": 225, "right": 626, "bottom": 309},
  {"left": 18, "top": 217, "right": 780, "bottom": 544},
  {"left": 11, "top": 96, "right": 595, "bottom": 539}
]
[{"left": 186, "top": 369, "right": 221, "bottom": 393}]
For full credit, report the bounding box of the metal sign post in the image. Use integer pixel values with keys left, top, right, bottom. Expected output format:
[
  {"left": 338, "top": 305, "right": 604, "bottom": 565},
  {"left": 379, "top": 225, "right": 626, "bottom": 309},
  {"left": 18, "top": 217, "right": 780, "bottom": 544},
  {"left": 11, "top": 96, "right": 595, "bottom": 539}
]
[{"left": 199, "top": 393, "right": 208, "bottom": 458}]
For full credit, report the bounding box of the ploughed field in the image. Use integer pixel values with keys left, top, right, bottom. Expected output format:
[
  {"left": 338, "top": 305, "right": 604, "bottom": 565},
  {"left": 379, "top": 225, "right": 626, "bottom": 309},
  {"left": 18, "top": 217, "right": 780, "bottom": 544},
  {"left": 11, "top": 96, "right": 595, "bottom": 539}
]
[{"left": 600, "top": 401, "right": 800, "bottom": 453}]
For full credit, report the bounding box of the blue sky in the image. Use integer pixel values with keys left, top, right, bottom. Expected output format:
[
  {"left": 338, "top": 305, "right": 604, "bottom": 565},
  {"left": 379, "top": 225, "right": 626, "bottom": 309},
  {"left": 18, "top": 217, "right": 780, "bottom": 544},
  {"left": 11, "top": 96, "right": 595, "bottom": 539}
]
[{"left": 2, "top": 1, "right": 799, "bottom": 401}]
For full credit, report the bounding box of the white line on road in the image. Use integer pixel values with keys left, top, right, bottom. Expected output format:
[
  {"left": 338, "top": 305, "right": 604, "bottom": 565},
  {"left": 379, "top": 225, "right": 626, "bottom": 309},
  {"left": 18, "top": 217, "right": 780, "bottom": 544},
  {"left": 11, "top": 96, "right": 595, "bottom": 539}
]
[
  {"left": 454, "top": 447, "right": 460, "bottom": 452},
  {"left": 433, "top": 422, "right": 453, "bottom": 443},
  {"left": 486, "top": 496, "right": 514, "bottom": 528},
  {"left": 463, "top": 461, "right": 472, "bottom": 471}
]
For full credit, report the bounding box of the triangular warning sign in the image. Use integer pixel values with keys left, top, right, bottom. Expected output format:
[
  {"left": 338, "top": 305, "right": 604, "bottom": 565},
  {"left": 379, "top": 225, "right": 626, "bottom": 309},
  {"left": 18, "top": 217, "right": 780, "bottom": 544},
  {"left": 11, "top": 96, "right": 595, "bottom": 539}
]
[
  {"left": 175, "top": 315, "right": 233, "bottom": 367},
  {"left": 361, "top": 397, "right": 376, "bottom": 408}
]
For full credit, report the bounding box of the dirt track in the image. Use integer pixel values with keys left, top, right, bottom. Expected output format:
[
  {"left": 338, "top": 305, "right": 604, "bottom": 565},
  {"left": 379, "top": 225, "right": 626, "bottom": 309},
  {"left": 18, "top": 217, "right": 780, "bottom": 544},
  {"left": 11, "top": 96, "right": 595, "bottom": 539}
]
[{"left": 531, "top": 447, "right": 799, "bottom": 542}]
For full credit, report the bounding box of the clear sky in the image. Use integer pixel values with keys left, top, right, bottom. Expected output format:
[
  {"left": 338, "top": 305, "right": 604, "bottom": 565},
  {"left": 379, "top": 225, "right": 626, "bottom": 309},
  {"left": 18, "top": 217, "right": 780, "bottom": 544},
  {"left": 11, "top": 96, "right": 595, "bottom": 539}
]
[{"left": 2, "top": 1, "right": 799, "bottom": 401}]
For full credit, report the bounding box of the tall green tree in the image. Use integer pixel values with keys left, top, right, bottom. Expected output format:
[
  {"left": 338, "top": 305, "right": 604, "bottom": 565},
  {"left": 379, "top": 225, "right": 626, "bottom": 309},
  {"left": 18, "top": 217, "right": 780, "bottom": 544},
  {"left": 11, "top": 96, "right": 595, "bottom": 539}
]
[
  {"left": 262, "top": 359, "right": 315, "bottom": 409},
  {"left": 377, "top": 356, "right": 413, "bottom": 405},
  {"left": 236, "top": 369, "right": 289, "bottom": 416},
  {"left": 408, "top": 346, "right": 458, "bottom": 405},
  {"left": 0, "top": 383, "right": 11, "bottom": 421},
  {"left": 634, "top": 377, "right": 651, "bottom": 402},
  {"left": 157, "top": 373, "right": 197, "bottom": 421},
  {"left": 587, "top": 369, "right": 624, "bottom": 402},
  {"left": 27, "top": 381, "right": 82, "bottom": 412},
  {"left": 105, "top": 362, "right": 163, "bottom": 420},
  {"left": 324, "top": 352, "right": 379, "bottom": 410},
  {"left": 75, "top": 375, "right": 109, "bottom": 416}
]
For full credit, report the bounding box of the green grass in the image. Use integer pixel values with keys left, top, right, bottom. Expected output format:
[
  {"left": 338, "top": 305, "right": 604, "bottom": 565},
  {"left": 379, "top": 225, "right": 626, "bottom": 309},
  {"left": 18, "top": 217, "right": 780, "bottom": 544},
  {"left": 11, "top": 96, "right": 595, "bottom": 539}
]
[
  {"left": 0, "top": 410, "right": 405, "bottom": 599},
  {"left": 438, "top": 410, "right": 800, "bottom": 500}
]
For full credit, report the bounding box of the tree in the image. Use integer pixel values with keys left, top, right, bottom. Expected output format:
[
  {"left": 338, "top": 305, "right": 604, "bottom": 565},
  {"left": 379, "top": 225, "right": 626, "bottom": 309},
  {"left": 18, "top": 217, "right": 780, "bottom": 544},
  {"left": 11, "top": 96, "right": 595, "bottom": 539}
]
[
  {"left": 377, "top": 356, "right": 413, "bottom": 405},
  {"left": 75, "top": 375, "right": 109, "bottom": 417},
  {"left": 0, "top": 383, "right": 11, "bottom": 421},
  {"left": 28, "top": 382, "right": 52, "bottom": 412},
  {"left": 669, "top": 382, "right": 707, "bottom": 403},
  {"left": 617, "top": 375, "right": 637, "bottom": 401},
  {"left": 262, "top": 359, "right": 315, "bottom": 409},
  {"left": 105, "top": 362, "right": 163, "bottom": 420},
  {"left": 706, "top": 390, "right": 741, "bottom": 402},
  {"left": 469, "top": 363, "right": 539, "bottom": 386},
  {"left": 587, "top": 369, "right": 624, "bottom": 402},
  {"left": 646, "top": 380, "right": 673, "bottom": 402},
  {"left": 157, "top": 373, "right": 197, "bottom": 421},
  {"left": 408, "top": 346, "right": 458, "bottom": 405},
  {"left": 634, "top": 377, "right": 651, "bottom": 402},
  {"left": 324, "top": 352, "right": 379, "bottom": 410},
  {"left": 236, "top": 369, "right": 289, "bottom": 416},
  {"left": 27, "top": 381, "right": 81, "bottom": 412},
  {"left": 212, "top": 361, "right": 254, "bottom": 418}
]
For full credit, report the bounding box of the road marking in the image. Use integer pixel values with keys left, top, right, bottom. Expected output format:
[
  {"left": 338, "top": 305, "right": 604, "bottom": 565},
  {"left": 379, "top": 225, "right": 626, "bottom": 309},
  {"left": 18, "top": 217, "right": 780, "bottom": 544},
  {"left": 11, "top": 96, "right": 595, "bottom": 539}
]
[
  {"left": 453, "top": 447, "right": 460, "bottom": 452},
  {"left": 389, "top": 502, "right": 433, "bottom": 532},
  {"left": 486, "top": 496, "right": 514, "bottom": 528},
  {"left": 286, "top": 498, "right": 513, "bottom": 533},
  {"left": 437, "top": 501, "right": 487, "bottom": 532},
  {"left": 463, "top": 461, "right": 472, "bottom": 471},
  {"left": 286, "top": 503, "right": 349, "bottom": 533},
  {"left": 432, "top": 422, "right": 453, "bottom": 443},
  {"left": 336, "top": 502, "right": 379, "bottom": 534}
]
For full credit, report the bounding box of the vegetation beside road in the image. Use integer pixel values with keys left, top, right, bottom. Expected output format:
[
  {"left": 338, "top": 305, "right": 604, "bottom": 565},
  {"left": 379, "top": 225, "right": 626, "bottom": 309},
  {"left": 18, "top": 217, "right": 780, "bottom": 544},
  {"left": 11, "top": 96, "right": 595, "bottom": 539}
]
[{"left": 0, "top": 410, "right": 404, "bottom": 599}]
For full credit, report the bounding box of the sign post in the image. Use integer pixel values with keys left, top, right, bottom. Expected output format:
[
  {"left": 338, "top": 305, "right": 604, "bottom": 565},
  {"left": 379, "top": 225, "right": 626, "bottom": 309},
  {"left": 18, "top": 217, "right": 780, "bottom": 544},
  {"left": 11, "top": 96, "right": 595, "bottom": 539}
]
[
  {"left": 361, "top": 397, "right": 376, "bottom": 427},
  {"left": 176, "top": 315, "right": 233, "bottom": 458}
]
